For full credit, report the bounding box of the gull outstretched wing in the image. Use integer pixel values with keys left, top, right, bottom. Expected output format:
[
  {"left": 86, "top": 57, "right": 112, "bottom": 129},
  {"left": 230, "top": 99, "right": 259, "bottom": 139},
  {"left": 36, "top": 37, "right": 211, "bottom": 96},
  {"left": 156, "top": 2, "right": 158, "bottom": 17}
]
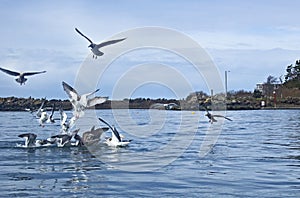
[
  {"left": 87, "top": 97, "right": 108, "bottom": 107},
  {"left": 96, "top": 38, "right": 126, "bottom": 48},
  {"left": 75, "top": 28, "right": 93, "bottom": 44},
  {"left": 0, "top": 67, "right": 20, "bottom": 76},
  {"left": 62, "top": 81, "right": 79, "bottom": 101},
  {"left": 23, "top": 70, "right": 46, "bottom": 76}
]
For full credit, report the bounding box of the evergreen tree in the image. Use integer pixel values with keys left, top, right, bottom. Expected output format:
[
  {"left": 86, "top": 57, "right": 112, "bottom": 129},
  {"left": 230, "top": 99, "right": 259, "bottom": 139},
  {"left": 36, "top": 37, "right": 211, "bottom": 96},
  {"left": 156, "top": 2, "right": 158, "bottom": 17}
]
[
  {"left": 285, "top": 60, "right": 300, "bottom": 82},
  {"left": 284, "top": 60, "right": 300, "bottom": 88},
  {"left": 285, "top": 64, "right": 293, "bottom": 82},
  {"left": 253, "top": 89, "right": 262, "bottom": 98}
]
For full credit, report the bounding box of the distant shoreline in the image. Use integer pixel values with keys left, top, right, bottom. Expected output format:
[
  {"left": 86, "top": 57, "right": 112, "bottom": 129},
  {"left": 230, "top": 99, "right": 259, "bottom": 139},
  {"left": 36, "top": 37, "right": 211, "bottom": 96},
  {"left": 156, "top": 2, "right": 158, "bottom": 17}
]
[{"left": 1, "top": 96, "right": 300, "bottom": 111}]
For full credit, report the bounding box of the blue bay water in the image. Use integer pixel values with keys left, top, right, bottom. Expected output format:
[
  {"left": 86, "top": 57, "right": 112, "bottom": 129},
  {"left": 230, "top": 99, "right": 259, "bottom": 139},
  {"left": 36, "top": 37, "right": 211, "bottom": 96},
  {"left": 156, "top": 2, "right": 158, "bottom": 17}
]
[{"left": 0, "top": 109, "right": 299, "bottom": 197}]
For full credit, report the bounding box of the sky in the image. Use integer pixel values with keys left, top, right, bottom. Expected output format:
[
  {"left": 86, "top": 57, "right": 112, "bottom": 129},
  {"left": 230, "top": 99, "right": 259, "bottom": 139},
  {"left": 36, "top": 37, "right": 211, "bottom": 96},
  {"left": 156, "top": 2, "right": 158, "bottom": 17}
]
[{"left": 0, "top": 0, "right": 300, "bottom": 100}]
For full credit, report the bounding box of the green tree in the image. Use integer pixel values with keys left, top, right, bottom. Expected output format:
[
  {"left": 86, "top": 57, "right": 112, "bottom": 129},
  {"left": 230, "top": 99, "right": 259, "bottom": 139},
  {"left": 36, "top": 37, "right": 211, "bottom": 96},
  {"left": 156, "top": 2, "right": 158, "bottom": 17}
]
[
  {"left": 253, "top": 89, "right": 262, "bottom": 98},
  {"left": 285, "top": 64, "right": 293, "bottom": 82},
  {"left": 295, "top": 60, "right": 300, "bottom": 80},
  {"left": 285, "top": 60, "right": 300, "bottom": 82},
  {"left": 284, "top": 60, "right": 300, "bottom": 89}
]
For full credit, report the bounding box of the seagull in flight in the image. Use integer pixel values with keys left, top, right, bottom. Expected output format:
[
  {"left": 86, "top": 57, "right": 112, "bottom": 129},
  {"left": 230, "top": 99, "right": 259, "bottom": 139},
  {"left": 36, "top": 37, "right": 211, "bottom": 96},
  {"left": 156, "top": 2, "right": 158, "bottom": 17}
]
[
  {"left": 35, "top": 99, "right": 46, "bottom": 118},
  {"left": 0, "top": 67, "right": 46, "bottom": 85},
  {"left": 24, "top": 97, "right": 47, "bottom": 117},
  {"left": 98, "top": 117, "right": 131, "bottom": 147},
  {"left": 35, "top": 99, "right": 47, "bottom": 126},
  {"left": 38, "top": 110, "right": 49, "bottom": 127},
  {"left": 75, "top": 28, "right": 126, "bottom": 59},
  {"left": 202, "top": 106, "right": 232, "bottom": 124},
  {"left": 47, "top": 104, "right": 58, "bottom": 123},
  {"left": 62, "top": 81, "right": 108, "bottom": 118}
]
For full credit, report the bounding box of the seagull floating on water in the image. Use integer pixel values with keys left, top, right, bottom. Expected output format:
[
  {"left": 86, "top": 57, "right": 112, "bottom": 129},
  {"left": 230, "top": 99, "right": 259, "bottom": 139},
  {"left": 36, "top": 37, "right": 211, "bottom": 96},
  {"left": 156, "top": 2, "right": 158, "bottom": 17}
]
[
  {"left": 51, "top": 129, "right": 80, "bottom": 147},
  {"left": 36, "top": 103, "right": 57, "bottom": 127},
  {"left": 0, "top": 67, "right": 46, "bottom": 85},
  {"left": 202, "top": 106, "right": 232, "bottom": 124},
  {"left": 82, "top": 126, "right": 109, "bottom": 146},
  {"left": 24, "top": 108, "right": 35, "bottom": 114},
  {"left": 75, "top": 28, "right": 126, "bottom": 59},
  {"left": 18, "top": 133, "right": 55, "bottom": 147},
  {"left": 98, "top": 117, "right": 131, "bottom": 147},
  {"left": 62, "top": 81, "right": 108, "bottom": 118},
  {"left": 18, "top": 133, "right": 37, "bottom": 147},
  {"left": 50, "top": 134, "right": 72, "bottom": 147}
]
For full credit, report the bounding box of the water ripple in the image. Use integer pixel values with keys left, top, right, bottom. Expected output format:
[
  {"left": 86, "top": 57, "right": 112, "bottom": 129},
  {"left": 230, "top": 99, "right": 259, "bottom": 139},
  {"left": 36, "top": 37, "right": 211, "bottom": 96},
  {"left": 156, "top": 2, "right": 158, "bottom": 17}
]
[{"left": 0, "top": 110, "right": 300, "bottom": 197}]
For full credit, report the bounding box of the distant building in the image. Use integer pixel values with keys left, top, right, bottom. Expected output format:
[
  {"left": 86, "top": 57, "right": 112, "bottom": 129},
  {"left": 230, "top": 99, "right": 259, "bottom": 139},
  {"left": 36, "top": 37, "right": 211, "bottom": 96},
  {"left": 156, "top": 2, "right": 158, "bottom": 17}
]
[{"left": 256, "top": 83, "right": 281, "bottom": 95}]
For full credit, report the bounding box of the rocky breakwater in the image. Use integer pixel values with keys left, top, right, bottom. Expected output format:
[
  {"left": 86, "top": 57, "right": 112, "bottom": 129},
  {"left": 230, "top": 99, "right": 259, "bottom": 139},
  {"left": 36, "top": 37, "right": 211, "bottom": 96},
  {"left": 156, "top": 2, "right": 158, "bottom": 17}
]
[{"left": 0, "top": 97, "right": 72, "bottom": 111}]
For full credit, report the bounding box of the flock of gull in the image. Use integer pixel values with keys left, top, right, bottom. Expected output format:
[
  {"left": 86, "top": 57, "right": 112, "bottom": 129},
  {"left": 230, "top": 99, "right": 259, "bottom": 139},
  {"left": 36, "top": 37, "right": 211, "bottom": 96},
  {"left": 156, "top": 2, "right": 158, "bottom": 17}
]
[
  {"left": 1, "top": 28, "right": 232, "bottom": 149},
  {"left": 1, "top": 28, "right": 130, "bottom": 148}
]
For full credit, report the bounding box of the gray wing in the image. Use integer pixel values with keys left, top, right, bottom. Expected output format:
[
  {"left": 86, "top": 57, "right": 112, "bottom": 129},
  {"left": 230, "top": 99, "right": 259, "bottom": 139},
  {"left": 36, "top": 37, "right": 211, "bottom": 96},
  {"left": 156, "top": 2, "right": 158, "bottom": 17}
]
[
  {"left": 23, "top": 71, "right": 46, "bottom": 76},
  {"left": 91, "top": 127, "right": 105, "bottom": 139},
  {"left": 36, "top": 100, "right": 46, "bottom": 118},
  {"left": 0, "top": 67, "right": 20, "bottom": 76},
  {"left": 49, "top": 104, "right": 55, "bottom": 119},
  {"left": 82, "top": 127, "right": 108, "bottom": 144},
  {"left": 62, "top": 81, "right": 79, "bottom": 101},
  {"left": 224, "top": 116, "right": 232, "bottom": 121},
  {"left": 96, "top": 38, "right": 126, "bottom": 48},
  {"left": 75, "top": 28, "right": 93, "bottom": 44},
  {"left": 59, "top": 106, "right": 67, "bottom": 124},
  {"left": 101, "top": 127, "right": 109, "bottom": 132},
  {"left": 87, "top": 97, "right": 108, "bottom": 107},
  {"left": 18, "top": 133, "right": 36, "bottom": 139},
  {"left": 213, "top": 115, "right": 232, "bottom": 121},
  {"left": 18, "top": 133, "right": 37, "bottom": 144},
  {"left": 61, "top": 135, "right": 72, "bottom": 144},
  {"left": 84, "top": 89, "right": 100, "bottom": 98}
]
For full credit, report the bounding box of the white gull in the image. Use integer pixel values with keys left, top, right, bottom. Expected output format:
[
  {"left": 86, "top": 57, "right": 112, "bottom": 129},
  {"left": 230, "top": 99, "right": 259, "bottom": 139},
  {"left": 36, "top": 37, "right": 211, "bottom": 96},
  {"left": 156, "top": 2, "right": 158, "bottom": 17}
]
[
  {"left": 0, "top": 67, "right": 46, "bottom": 85},
  {"left": 75, "top": 28, "right": 126, "bottom": 59},
  {"left": 62, "top": 81, "right": 108, "bottom": 118},
  {"left": 98, "top": 117, "right": 131, "bottom": 147}
]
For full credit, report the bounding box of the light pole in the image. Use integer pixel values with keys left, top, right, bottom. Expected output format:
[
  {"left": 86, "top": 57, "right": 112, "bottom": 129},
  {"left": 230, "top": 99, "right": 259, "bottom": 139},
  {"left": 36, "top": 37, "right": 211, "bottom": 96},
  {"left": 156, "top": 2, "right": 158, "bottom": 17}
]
[
  {"left": 225, "top": 70, "right": 230, "bottom": 98},
  {"left": 273, "top": 90, "right": 277, "bottom": 108}
]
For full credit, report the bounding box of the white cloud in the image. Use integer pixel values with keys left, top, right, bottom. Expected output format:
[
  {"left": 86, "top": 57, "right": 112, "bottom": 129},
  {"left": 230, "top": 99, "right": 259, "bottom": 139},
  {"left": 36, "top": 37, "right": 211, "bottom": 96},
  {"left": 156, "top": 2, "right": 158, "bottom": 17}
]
[
  {"left": 1, "top": 0, "right": 300, "bottom": 99},
  {"left": 189, "top": 30, "right": 300, "bottom": 50}
]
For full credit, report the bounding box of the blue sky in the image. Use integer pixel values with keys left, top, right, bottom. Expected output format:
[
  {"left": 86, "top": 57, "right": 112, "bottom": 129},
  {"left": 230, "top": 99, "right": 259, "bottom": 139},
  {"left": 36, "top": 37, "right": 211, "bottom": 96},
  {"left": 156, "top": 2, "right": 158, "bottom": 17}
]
[{"left": 0, "top": 0, "right": 300, "bottom": 99}]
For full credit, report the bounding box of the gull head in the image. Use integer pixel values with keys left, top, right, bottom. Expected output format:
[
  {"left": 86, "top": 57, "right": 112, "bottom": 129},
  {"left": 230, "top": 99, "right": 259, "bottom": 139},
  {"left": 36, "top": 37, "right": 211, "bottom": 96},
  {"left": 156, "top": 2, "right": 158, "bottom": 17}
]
[{"left": 88, "top": 43, "right": 96, "bottom": 48}]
